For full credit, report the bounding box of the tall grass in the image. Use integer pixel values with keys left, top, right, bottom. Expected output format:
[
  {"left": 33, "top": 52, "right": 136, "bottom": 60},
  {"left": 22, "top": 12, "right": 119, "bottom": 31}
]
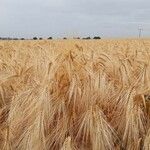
[{"left": 0, "top": 39, "right": 150, "bottom": 149}]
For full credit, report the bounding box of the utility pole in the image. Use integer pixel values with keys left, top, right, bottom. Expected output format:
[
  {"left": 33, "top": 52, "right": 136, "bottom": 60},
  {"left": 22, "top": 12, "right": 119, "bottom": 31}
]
[{"left": 138, "top": 28, "right": 143, "bottom": 38}]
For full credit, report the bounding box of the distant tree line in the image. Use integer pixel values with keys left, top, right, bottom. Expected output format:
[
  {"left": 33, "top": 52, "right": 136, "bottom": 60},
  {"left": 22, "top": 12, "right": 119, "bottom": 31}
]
[
  {"left": 0, "top": 37, "right": 25, "bottom": 40},
  {"left": 0, "top": 36, "right": 101, "bottom": 40},
  {"left": 0, "top": 37, "right": 53, "bottom": 40}
]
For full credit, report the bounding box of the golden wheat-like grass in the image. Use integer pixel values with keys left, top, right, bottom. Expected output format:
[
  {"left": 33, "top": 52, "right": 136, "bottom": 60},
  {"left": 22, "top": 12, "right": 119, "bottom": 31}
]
[{"left": 0, "top": 39, "right": 150, "bottom": 150}]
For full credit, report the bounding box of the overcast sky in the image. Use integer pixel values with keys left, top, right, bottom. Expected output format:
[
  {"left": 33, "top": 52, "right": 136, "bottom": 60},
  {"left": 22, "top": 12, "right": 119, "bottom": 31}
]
[{"left": 0, "top": 0, "right": 150, "bottom": 38}]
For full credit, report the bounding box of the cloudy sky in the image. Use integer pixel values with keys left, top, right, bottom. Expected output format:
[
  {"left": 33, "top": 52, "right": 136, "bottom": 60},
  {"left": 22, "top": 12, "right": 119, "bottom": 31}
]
[{"left": 0, "top": 0, "right": 150, "bottom": 38}]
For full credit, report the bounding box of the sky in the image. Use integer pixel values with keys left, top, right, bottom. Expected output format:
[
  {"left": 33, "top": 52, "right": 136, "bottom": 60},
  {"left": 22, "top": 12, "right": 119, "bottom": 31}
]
[{"left": 0, "top": 0, "right": 150, "bottom": 38}]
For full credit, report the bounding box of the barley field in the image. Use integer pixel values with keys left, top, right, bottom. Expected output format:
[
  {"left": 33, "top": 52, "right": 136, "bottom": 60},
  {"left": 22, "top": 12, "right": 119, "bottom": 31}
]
[{"left": 0, "top": 39, "right": 150, "bottom": 150}]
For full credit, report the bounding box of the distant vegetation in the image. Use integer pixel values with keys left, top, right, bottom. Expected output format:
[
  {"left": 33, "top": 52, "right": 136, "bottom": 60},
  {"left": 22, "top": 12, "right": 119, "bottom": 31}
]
[
  {"left": 73, "top": 37, "right": 80, "bottom": 39},
  {"left": 93, "top": 36, "right": 101, "bottom": 39},
  {"left": 0, "top": 36, "right": 101, "bottom": 40},
  {"left": 0, "top": 37, "right": 19, "bottom": 40},
  {"left": 82, "top": 37, "right": 91, "bottom": 40},
  {"left": 48, "top": 37, "right": 53, "bottom": 40},
  {"left": 33, "top": 37, "right": 38, "bottom": 40}
]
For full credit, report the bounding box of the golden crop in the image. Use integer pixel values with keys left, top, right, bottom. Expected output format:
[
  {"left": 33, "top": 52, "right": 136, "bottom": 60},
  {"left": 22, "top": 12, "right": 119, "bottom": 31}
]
[{"left": 0, "top": 39, "right": 150, "bottom": 150}]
